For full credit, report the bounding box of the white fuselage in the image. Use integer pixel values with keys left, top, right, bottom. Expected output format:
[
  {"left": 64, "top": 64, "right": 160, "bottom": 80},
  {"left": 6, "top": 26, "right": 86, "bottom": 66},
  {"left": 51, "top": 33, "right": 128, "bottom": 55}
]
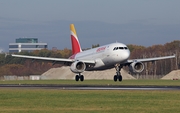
[{"left": 74, "top": 42, "right": 130, "bottom": 70}]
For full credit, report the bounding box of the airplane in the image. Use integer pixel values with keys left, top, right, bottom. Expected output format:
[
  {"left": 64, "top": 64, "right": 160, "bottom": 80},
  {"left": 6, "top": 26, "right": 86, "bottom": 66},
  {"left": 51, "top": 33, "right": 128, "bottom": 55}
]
[{"left": 12, "top": 24, "right": 176, "bottom": 82}]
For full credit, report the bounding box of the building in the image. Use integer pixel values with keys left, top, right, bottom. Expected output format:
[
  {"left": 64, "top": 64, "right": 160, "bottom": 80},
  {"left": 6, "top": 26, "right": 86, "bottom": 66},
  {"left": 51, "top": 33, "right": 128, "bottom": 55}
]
[{"left": 9, "top": 38, "right": 48, "bottom": 53}]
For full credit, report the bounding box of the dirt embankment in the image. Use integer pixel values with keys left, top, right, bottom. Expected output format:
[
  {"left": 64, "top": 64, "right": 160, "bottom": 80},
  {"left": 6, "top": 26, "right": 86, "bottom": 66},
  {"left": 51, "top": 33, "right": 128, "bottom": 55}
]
[
  {"left": 41, "top": 66, "right": 136, "bottom": 80},
  {"left": 161, "top": 70, "right": 180, "bottom": 80}
]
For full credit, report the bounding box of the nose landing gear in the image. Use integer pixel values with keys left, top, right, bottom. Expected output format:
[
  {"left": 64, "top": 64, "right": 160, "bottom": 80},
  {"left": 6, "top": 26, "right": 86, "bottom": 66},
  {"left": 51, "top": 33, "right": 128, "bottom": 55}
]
[{"left": 114, "top": 64, "right": 123, "bottom": 82}]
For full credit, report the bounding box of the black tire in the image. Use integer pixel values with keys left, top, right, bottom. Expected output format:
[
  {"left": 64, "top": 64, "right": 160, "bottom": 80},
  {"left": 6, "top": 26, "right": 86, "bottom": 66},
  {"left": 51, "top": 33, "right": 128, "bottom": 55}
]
[
  {"left": 80, "top": 75, "right": 84, "bottom": 81},
  {"left": 75, "top": 75, "right": 79, "bottom": 81},
  {"left": 118, "top": 75, "right": 122, "bottom": 81},
  {"left": 114, "top": 75, "right": 117, "bottom": 82}
]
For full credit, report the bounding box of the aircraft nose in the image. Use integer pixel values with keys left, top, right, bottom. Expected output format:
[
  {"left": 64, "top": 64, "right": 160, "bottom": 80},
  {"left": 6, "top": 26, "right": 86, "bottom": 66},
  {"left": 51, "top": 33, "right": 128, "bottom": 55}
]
[{"left": 122, "top": 50, "right": 130, "bottom": 60}]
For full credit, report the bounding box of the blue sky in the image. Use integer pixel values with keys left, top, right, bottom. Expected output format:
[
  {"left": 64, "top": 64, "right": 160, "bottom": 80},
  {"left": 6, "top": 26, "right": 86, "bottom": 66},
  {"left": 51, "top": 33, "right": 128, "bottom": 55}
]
[{"left": 0, "top": 0, "right": 180, "bottom": 52}]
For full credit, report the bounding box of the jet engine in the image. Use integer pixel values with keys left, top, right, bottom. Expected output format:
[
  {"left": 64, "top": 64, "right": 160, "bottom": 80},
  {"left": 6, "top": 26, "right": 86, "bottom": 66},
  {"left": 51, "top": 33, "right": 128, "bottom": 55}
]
[
  {"left": 70, "top": 61, "right": 86, "bottom": 73},
  {"left": 129, "top": 62, "right": 144, "bottom": 73}
]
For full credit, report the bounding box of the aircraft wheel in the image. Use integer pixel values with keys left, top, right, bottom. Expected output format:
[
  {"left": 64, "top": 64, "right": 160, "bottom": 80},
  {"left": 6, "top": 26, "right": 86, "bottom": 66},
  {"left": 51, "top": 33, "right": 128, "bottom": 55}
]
[
  {"left": 80, "top": 75, "right": 84, "bottom": 81},
  {"left": 75, "top": 75, "right": 79, "bottom": 81},
  {"left": 118, "top": 75, "right": 122, "bottom": 81},
  {"left": 114, "top": 75, "right": 117, "bottom": 82}
]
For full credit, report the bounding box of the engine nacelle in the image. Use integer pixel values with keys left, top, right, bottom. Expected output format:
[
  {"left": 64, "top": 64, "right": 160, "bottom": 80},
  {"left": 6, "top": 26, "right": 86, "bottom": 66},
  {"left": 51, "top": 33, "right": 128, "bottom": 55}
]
[
  {"left": 129, "top": 62, "right": 144, "bottom": 73},
  {"left": 70, "top": 61, "right": 86, "bottom": 73}
]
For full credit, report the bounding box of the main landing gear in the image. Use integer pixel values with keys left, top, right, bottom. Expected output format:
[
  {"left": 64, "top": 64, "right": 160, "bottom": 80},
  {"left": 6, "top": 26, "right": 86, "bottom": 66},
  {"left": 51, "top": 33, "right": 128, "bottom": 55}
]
[
  {"left": 75, "top": 73, "right": 84, "bottom": 81},
  {"left": 114, "top": 64, "right": 123, "bottom": 82}
]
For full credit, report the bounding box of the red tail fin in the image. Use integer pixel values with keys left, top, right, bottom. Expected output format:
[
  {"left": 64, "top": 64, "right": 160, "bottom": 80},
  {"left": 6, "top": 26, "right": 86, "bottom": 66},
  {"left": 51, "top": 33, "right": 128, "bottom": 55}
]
[{"left": 70, "top": 24, "right": 82, "bottom": 54}]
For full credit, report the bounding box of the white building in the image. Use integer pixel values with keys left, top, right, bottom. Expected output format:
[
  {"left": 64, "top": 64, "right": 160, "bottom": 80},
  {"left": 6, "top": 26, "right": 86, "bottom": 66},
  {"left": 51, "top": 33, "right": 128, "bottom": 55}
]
[{"left": 9, "top": 38, "right": 48, "bottom": 53}]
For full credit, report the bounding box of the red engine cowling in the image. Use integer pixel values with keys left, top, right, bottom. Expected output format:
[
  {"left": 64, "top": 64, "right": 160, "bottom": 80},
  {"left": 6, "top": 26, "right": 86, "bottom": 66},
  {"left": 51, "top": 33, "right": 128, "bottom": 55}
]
[
  {"left": 129, "top": 62, "right": 144, "bottom": 73},
  {"left": 70, "top": 61, "right": 86, "bottom": 73}
]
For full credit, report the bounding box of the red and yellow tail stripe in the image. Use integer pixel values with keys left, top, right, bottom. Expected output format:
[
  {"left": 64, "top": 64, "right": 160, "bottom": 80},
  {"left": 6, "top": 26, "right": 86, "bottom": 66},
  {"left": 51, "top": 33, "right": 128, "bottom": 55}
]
[{"left": 70, "top": 24, "right": 82, "bottom": 54}]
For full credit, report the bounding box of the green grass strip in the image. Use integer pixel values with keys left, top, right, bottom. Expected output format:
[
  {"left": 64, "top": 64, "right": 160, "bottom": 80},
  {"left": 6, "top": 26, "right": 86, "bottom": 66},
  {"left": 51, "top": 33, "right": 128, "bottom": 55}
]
[{"left": 0, "top": 89, "right": 180, "bottom": 113}]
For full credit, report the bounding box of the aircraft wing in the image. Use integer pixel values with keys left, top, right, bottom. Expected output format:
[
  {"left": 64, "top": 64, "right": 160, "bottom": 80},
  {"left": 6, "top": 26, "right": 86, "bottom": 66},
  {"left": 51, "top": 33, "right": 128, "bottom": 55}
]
[
  {"left": 126, "top": 54, "right": 175, "bottom": 64},
  {"left": 11, "top": 54, "right": 95, "bottom": 64}
]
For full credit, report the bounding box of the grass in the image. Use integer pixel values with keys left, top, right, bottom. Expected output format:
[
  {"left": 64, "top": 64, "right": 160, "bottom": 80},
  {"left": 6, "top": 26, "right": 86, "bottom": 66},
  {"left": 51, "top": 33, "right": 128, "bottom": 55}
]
[
  {"left": 0, "top": 79, "right": 180, "bottom": 86},
  {"left": 0, "top": 80, "right": 180, "bottom": 112},
  {"left": 0, "top": 89, "right": 180, "bottom": 113}
]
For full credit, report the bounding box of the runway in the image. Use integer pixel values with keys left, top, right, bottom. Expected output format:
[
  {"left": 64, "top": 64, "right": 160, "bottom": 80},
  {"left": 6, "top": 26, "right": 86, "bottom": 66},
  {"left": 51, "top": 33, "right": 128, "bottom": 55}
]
[{"left": 0, "top": 84, "right": 180, "bottom": 90}]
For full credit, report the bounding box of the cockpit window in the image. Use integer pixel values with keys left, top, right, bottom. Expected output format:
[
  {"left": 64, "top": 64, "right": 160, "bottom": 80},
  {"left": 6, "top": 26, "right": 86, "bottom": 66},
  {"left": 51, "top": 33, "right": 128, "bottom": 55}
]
[
  {"left": 124, "top": 47, "right": 128, "bottom": 49},
  {"left": 113, "top": 47, "right": 118, "bottom": 50},
  {"left": 113, "top": 47, "right": 128, "bottom": 50},
  {"left": 119, "top": 47, "right": 124, "bottom": 49}
]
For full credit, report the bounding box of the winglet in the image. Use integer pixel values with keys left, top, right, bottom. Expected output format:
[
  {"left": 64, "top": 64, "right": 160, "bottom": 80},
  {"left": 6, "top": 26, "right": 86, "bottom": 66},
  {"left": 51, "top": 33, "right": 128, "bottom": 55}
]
[{"left": 70, "top": 24, "right": 82, "bottom": 54}]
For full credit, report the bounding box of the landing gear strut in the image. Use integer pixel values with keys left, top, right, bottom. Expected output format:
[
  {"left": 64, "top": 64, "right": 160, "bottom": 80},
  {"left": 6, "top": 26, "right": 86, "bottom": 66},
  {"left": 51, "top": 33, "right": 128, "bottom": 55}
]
[
  {"left": 114, "top": 64, "right": 123, "bottom": 82},
  {"left": 75, "top": 73, "right": 84, "bottom": 81}
]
